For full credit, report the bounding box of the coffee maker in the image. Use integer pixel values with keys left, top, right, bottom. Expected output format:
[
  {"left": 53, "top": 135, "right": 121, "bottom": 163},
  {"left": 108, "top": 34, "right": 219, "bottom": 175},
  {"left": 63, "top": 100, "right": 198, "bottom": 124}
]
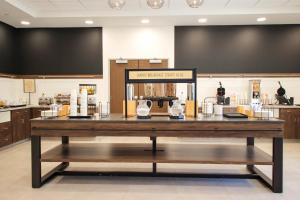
[
  {"left": 275, "top": 81, "right": 294, "bottom": 105},
  {"left": 216, "top": 82, "right": 230, "bottom": 105}
]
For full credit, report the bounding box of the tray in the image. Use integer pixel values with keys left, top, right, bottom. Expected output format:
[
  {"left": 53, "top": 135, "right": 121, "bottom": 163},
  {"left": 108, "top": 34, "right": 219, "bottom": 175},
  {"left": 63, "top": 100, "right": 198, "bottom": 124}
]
[
  {"left": 68, "top": 115, "right": 93, "bottom": 119},
  {"left": 137, "top": 115, "right": 151, "bottom": 119},
  {"left": 169, "top": 115, "right": 185, "bottom": 119},
  {"left": 223, "top": 113, "right": 248, "bottom": 119}
]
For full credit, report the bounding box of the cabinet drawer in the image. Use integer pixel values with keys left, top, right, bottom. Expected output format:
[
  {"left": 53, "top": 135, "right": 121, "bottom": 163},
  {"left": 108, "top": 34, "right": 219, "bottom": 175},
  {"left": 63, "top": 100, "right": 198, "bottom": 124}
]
[
  {"left": 0, "top": 136, "right": 12, "bottom": 147},
  {"left": 0, "top": 121, "right": 11, "bottom": 129},
  {"left": 0, "top": 122, "right": 12, "bottom": 147}
]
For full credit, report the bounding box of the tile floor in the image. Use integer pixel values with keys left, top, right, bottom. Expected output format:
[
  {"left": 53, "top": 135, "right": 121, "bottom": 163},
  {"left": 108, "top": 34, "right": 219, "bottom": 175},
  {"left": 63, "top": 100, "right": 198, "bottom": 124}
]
[{"left": 0, "top": 137, "right": 299, "bottom": 200}]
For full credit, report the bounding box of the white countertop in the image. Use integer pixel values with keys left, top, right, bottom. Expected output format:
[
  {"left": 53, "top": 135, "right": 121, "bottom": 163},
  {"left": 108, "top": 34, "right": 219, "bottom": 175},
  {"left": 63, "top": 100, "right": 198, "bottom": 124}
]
[
  {"left": 262, "top": 105, "right": 300, "bottom": 109},
  {"left": 0, "top": 105, "right": 50, "bottom": 113},
  {"left": 200, "top": 104, "right": 300, "bottom": 109}
]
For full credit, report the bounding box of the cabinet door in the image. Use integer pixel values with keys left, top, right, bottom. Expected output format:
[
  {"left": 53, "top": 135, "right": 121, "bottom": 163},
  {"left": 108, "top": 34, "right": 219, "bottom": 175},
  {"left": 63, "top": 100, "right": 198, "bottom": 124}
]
[
  {"left": 279, "top": 109, "right": 296, "bottom": 139},
  {"left": 11, "top": 110, "right": 26, "bottom": 142},
  {"left": 110, "top": 60, "right": 139, "bottom": 113},
  {"left": 0, "top": 122, "right": 12, "bottom": 147},
  {"left": 295, "top": 110, "right": 300, "bottom": 139},
  {"left": 23, "top": 109, "right": 31, "bottom": 138}
]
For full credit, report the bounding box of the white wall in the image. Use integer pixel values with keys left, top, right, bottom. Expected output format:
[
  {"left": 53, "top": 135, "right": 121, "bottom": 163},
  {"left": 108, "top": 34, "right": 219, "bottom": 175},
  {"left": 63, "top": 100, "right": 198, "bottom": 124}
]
[
  {"left": 102, "top": 26, "right": 175, "bottom": 102},
  {"left": 1, "top": 25, "right": 300, "bottom": 106},
  {"left": 27, "top": 79, "right": 103, "bottom": 105},
  {"left": 0, "top": 78, "right": 23, "bottom": 104},
  {"left": 0, "top": 78, "right": 103, "bottom": 106},
  {"left": 177, "top": 77, "right": 300, "bottom": 104}
]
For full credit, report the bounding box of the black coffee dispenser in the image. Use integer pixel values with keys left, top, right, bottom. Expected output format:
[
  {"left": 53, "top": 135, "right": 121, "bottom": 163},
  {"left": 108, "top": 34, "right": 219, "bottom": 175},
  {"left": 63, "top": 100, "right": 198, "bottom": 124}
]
[
  {"left": 275, "top": 81, "right": 294, "bottom": 105},
  {"left": 217, "top": 82, "right": 230, "bottom": 105}
]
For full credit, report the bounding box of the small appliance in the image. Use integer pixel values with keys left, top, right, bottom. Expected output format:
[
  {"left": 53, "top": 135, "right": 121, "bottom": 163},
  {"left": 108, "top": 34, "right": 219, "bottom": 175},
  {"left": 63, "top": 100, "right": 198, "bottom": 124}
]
[
  {"left": 216, "top": 82, "right": 230, "bottom": 105},
  {"left": 275, "top": 81, "right": 294, "bottom": 105}
]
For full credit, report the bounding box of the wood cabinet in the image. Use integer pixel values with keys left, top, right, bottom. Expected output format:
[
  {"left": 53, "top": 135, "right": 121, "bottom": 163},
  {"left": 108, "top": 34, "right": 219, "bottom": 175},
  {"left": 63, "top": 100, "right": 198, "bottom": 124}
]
[
  {"left": 279, "top": 108, "right": 300, "bottom": 139},
  {"left": 1, "top": 107, "right": 50, "bottom": 148},
  {"left": 296, "top": 114, "right": 300, "bottom": 139},
  {"left": 31, "top": 107, "right": 49, "bottom": 119},
  {"left": 0, "top": 122, "right": 12, "bottom": 148},
  {"left": 11, "top": 109, "right": 31, "bottom": 142}
]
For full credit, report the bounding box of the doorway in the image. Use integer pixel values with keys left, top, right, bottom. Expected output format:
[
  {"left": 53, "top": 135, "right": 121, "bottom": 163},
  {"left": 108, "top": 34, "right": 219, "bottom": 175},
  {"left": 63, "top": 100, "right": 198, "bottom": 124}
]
[{"left": 109, "top": 59, "right": 169, "bottom": 113}]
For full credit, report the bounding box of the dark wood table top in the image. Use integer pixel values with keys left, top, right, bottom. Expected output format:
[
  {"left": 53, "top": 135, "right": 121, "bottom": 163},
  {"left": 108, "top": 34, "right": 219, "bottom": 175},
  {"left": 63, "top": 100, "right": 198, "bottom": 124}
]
[
  {"left": 31, "top": 114, "right": 284, "bottom": 138},
  {"left": 32, "top": 113, "right": 284, "bottom": 123}
]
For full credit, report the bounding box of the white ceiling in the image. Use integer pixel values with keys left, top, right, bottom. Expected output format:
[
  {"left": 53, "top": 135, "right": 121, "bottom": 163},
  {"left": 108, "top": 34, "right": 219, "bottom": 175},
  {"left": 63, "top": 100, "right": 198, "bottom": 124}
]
[{"left": 0, "top": 0, "right": 300, "bottom": 27}]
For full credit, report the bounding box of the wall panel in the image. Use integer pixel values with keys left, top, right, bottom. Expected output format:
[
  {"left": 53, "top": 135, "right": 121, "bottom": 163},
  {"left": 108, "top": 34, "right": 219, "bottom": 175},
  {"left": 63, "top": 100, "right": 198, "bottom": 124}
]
[
  {"left": 175, "top": 25, "right": 300, "bottom": 73},
  {"left": 16, "top": 27, "right": 103, "bottom": 75}
]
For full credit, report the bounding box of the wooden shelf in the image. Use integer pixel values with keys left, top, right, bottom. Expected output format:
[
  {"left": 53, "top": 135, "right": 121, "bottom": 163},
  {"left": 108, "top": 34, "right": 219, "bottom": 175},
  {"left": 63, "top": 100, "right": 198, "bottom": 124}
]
[{"left": 41, "top": 143, "right": 272, "bottom": 165}]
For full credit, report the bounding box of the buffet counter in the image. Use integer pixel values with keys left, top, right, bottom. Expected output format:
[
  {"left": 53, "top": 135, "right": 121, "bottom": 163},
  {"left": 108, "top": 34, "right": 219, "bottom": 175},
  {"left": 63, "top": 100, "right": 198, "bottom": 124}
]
[
  {"left": 263, "top": 105, "right": 300, "bottom": 109},
  {"left": 0, "top": 105, "right": 50, "bottom": 113},
  {"left": 31, "top": 114, "right": 284, "bottom": 193}
]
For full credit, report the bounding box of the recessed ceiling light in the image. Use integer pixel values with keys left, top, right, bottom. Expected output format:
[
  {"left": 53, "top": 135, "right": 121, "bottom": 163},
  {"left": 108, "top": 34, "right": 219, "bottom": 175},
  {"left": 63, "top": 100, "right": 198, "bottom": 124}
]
[
  {"left": 20, "top": 21, "right": 30, "bottom": 25},
  {"left": 186, "top": 0, "right": 204, "bottom": 8},
  {"left": 198, "top": 18, "right": 207, "bottom": 23},
  {"left": 141, "top": 19, "right": 150, "bottom": 24},
  {"left": 147, "top": 0, "right": 165, "bottom": 9},
  {"left": 85, "top": 20, "right": 94, "bottom": 25},
  {"left": 257, "top": 17, "right": 266, "bottom": 22},
  {"left": 108, "top": 0, "right": 126, "bottom": 10}
]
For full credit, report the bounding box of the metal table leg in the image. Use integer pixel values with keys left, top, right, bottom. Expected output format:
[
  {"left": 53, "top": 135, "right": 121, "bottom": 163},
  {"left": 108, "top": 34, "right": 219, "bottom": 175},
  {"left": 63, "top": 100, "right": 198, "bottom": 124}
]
[
  {"left": 151, "top": 137, "right": 157, "bottom": 174},
  {"left": 247, "top": 137, "right": 255, "bottom": 171},
  {"left": 31, "top": 136, "right": 41, "bottom": 188},
  {"left": 62, "top": 136, "right": 69, "bottom": 144},
  {"left": 32, "top": 136, "right": 71, "bottom": 188},
  {"left": 62, "top": 136, "right": 70, "bottom": 168},
  {"left": 272, "top": 137, "right": 283, "bottom": 193}
]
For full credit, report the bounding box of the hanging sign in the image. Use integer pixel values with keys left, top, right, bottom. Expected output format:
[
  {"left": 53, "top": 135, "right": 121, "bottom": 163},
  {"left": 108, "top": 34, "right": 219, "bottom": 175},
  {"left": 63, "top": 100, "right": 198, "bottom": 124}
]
[{"left": 128, "top": 70, "right": 193, "bottom": 80}]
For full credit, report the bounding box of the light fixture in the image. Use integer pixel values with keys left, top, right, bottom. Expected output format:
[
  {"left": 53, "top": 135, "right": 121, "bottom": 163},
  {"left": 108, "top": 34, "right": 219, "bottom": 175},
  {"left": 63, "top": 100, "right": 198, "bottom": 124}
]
[
  {"left": 198, "top": 18, "right": 207, "bottom": 23},
  {"left": 108, "top": 0, "right": 126, "bottom": 10},
  {"left": 85, "top": 20, "right": 94, "bottom": 25},
  {"left": 186, "top": 0, "right": 204, "bottom": 8},
  {"left": 20, "top": 21, "right": 30, "bottom": 25},
  {"left": 257, "top": 17, "right": 266, "bottom": 22},
  {"left": 147, "top": 0, "right": 165, "bottom": 9},
  {"left": 141, "top": 19, "right": 150, "bottom": 24}
]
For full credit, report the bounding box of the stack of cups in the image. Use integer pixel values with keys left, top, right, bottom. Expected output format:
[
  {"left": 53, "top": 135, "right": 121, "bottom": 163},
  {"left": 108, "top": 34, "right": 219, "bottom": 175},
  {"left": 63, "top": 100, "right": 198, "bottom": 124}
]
[
  {"left": 70, "top": 89, "right": 77, "bottom": 116},
  {"left": 80, "top": 89, "right": 88, "bottom": 116}
]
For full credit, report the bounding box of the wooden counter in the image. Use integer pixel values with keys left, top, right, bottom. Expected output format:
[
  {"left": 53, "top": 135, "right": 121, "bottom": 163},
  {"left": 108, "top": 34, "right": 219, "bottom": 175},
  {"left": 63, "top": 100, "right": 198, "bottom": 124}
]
[{"left": 31, "top": 114, "right": 284, "bottom": 193}]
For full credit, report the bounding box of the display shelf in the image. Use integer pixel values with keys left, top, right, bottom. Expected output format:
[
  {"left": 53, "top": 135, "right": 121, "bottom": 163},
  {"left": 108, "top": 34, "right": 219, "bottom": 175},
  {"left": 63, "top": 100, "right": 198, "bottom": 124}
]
[{"left": 41, "top": 143, "right": 272, "bottom": 165}]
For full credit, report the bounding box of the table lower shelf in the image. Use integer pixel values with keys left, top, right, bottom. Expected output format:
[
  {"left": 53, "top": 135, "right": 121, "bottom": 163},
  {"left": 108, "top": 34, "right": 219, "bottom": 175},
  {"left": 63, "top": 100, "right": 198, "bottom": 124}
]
[{"left": 41, "top": 143, "right": 273, "bottom": 165}]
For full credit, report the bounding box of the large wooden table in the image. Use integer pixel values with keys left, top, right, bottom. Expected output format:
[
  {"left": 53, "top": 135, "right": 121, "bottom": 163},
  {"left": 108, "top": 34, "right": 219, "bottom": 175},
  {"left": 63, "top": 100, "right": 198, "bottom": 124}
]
[{"left": 31, "top": 114, "right": 284, "bottom": 193}]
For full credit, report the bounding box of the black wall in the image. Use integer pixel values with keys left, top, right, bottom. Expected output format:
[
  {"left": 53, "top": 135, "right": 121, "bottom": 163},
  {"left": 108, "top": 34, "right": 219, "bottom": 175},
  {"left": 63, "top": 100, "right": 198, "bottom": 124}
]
[
  {"left": 16, "top": 27, "right": 103, "bottom": 75},
  {"left": 0, "top": 22, "right": 103, "bottom": 75},
  {"left": 0, "top": 22, "right": 16, "bottom": 74},
  {"left": 175, "top": 25, "right": 300, "bottom": 73}
]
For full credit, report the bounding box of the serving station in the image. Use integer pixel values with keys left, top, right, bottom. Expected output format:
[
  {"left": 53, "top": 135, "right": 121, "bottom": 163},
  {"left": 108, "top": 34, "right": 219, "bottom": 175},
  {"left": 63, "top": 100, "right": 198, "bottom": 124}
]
[
  {"left": 30, "top": 69, "right": 284, "bottom": 193},
  {"left": 31, "top": 114, "right": 284, "bottom": 193}
]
